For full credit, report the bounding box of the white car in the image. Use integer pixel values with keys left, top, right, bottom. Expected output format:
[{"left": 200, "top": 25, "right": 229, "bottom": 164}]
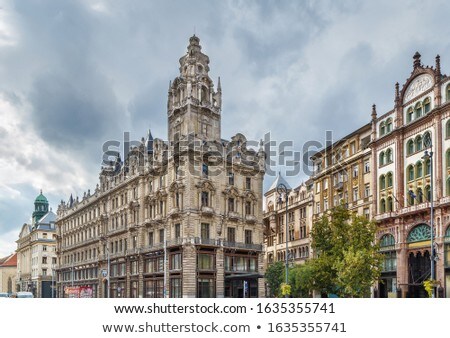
[{"left": 14, "top": 292, "right": 34, "bottom": 298}]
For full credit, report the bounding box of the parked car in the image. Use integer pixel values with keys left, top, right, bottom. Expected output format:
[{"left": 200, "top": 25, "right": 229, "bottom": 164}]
[
  {"left": 0, "top": 292, "right": 9, "bottom": 298},
  {"left": 12, "top": 292, "right": 34, "bottom": 298}
]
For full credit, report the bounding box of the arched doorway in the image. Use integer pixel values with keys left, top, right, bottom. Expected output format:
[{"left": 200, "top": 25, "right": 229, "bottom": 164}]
[{"left": 407, "top": 224, "right": 431, "bottom": 298}]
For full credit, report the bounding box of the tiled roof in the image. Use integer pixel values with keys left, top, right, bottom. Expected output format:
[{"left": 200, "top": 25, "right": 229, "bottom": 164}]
[{"left": 0, "top": 253, "right": 17, "bottom": 267}]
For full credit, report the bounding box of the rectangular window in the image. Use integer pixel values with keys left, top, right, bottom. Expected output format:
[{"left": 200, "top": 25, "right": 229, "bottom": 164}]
[
  {"left": 148, "top": 232, "right": 154, "bottom": 246},
  {"left": 42, "top": 257, "right": 47, "bottom": 264},
  {"left": 245, "top": 177, "right": 251, "bottom": 190},
  {"left": 245, "top": 230, "right": 252, "bottom": 244},
  {"left": 175, "top": 223, "right": 181, "bottom": 239},
  {"left": 324, "top": 199, "right": 328, "bottom": 210},
  {"left": 364, "top": 161, "right": 370, "bottom": 173},
  {"left": 43, "top": 245, "right": 47, "bottom": 252},
  {"left": 197, "top": 278, "right": 215, "bottom": 298},
  {"left": 353, "top": 165, "right": 359, "bottom": 178},
  {"left": 131, "top": 261, "right": 138, "bottom": 275},
  {"left": 364, "top": 208, "right": 370, "bottom": 219},
  {"left": 201, "top": 191, "right": 209, "bottom": 207},
  {"left": 228, "top": 198, "right": 235, "bottom": 212},
  {"left": 228, "top": 172, "right": 234, "bottom": 185},
  {"left": 159, "top": 229, "right": 165, "bottom": 243},
  {"left": 227, "top": 227, "right": 236, "bottom": 243},
  {"left": 202, "top": 163, "right": 208, "bottom": 178},
  {"left": 197, "top": 253, "right": 214, "bottom": 270},
  {"left": 170, "top": 253, "right": 182, "bottom": 270},
  {"left": 42, "top": 268, "right": 47, "bottom": 276},
  {"left": 353, "top": 187, "right": 359, "bottom": 201},
  {"left": 144, "top": 279, "right": 164, "bottom": 298},
  {"left": 170, "top": 278, "right": 182, "bottom": 298},
  {"left": 364, "top": 184, "right": 370, "bottom": 198},
  {"left": 201, "top": 223, "right": 210, "bottom": 239},
  {"left": 132, "top": 235, "right": 137, "bottom": 249},
  {"left": 316, "top": 202, "right": 320, "bottom": 214},
  {"left": 245, "top": 201, "right": 252, "bottom": 215}
]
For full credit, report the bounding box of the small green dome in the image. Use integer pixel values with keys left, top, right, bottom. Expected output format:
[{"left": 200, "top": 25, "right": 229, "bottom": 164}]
[{"left": 35, "top": 190, "right": 48, "bottom": 204}]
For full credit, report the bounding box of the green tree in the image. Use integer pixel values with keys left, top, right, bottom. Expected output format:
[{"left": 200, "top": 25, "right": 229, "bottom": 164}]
[
  {"left": 265, "top": 261, "right": 284, "bottom": 297},
  {"left": 309, "top": 204, "right": 382, "bottom": 297},
  {"left": 288, "top": 261, "right": 315, "bottom": 297}
]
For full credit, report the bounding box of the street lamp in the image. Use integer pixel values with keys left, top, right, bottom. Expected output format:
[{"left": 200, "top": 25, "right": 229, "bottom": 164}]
[
  {"left": 422, "top": 136, "right": 435, "bottom": 298},
  {"left": 101, "top": 236, "right": 111, "bottom": 298},
  {"left": 276, "top": 183, "right": 290, "bottom": 288}
]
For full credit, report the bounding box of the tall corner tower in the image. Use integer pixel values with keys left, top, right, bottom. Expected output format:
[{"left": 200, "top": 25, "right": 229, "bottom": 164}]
[{"left": 167, "top": 35, "right": 222, "bottom": 143}]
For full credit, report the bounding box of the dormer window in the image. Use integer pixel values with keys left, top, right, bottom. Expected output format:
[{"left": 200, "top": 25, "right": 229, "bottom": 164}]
[
  {"left": 414, "top": 102, "right": 423, "bottom": 119},
  {"left": 407, "top": 108, "right": 414, "bottom": 123},
  {"left": 379, "top": 122, "right": 386, "bottom": 136},
  {"left": 386, "top": 118, "right": 393, "bottom": 133},
  {"left": 423, "top": 97, "right": 431, "bottom": 114}
]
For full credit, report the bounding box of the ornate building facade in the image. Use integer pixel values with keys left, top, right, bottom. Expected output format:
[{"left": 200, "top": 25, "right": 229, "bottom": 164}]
[
  {"left": 310, "top": 125, "right": 373, "bottom": 221},
  {"left": 263, "top": 174, "right": 313, "bottom": 271},
  {"left": 372, "top": 53, "right": 450, "bottom": 298},
  {"left": 56, "top": 36, "right": 266, "bottom": 298},
  {"left": 16, "top": 191, "right": 57, "bottom": 297}
]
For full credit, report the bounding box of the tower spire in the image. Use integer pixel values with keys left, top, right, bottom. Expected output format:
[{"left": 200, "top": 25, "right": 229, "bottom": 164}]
[{"left": 413, "top": 51, "right": 421, "bottom": 69}]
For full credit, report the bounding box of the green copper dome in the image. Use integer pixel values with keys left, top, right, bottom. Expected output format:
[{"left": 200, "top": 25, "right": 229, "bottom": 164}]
[
  {"left": 32, "top": 190, "right": 49, "bottom": 224},
  {"left": 35, "top": 190, "right": 48, "bottom": 203}
]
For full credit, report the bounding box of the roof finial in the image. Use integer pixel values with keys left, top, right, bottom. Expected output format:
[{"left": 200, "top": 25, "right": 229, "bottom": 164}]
[
  {"left": 436, "top": 54, "right": 441, "bottom": 77},
  {"left": 217, "top": 76, "right": 222, "bottom": 92},
  {"left": 413, "top": 51, "right": 421, "bottom": 69},
  {"left": 40, "top": 189, "right": 42, "bottom": 195},
  {"left": 371, "top": 104, "right": 377, "bottom": 120},
  {"left": 395, "top": 82, "right": 400, "bottom": 106}
]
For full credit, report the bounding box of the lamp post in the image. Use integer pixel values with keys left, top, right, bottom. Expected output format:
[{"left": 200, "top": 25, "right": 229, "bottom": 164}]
[
  {"left": 422, "top": 136, "right": 435, "bottom": 298},
  {"left": 101, "top": 236, "right": 110, "bottom": 298},
  {"left": 276, "top": 183, "right": 290, "bottom": 288}
]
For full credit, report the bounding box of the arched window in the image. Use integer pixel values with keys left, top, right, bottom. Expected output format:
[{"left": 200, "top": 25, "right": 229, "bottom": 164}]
[
  {"left": 446, "top": 120, "right": 450, "bottom": 139},
  {"left": 380, "top": 122, "right": 386, "bottom": 136},
  {"left": 407, "top": 139, "right": 414, "bottom": 155},
  {"left": 386, "top": 172, "right": 393, "bottom": 188},
  {"left": 380, "top": 199, "right": 386, "bottom": 213},
  {"left": 386, "top": 118, "right": 393, "bottom": 133},
  {"left": 407, "top": 165, "right": 415, "bottom": 181},
  {"left": 423, "top": 131, "right": 432, "bottom": 148},
  {"left": 423, "top": 97, "right": 431, "bottom": 114},
  {"left": 415, "top": 135, "right": 423, "bottom": 152},
  {"left": 446, "top": 149, "right": 450, "bottom": 168},
  {"left": 425, "top": 158, "right": 431, "bottom": 176},
  {"left": 379, "top": 175, "right": 386, "bottom": 190},
  {"left": 415, "top": 102, "right": 423, "bottom": 119},
  {"left": 379, "top": 152, "right": 385, "bottom": 166},
  {"left": 407, "top": 108, "right": 414, "bottom": 123},
  {"left": 380, "top": 234, "right": 395, "bottom": 247},
  {"left": 387, "top": 196, "right": 393, "bottom": 212},
  {"left": 386, "top": 148, "right": 393, "bottom": 163},
  {"left": 416, "top": 161, "right": 423, "bottom": 178},
  {"left": 417, "top": 187, "right": 423, "bottom": 203},
  {"left": 424, "top": 185, "right": 431, "bottom": 202},
  {"left": 407, "top": 224, "right": 431, "bottom": 243}
]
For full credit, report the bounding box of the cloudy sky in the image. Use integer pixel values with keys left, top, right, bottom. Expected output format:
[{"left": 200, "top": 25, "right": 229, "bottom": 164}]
[{"left": 1, "top": 0, "right": 450, "bottom": 257}]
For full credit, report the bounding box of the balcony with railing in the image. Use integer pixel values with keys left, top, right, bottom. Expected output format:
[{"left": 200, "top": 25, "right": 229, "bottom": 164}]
[
  {"left": 227, "top": 211, "right": 240, "bottom": 221},
  {"left": 200, "top": 206, "right": 214, "bottom": 216},
  {"left": 194, "top": 237, "right": 219, "bottom": 246},
  {"left": 245, "top": 214, "right": 257, "bottom": 224},
  {"left": 398, "top": 202, "right": 430, "bottom": 215},
  {"left": 222, "top": 240, "right": 263, "bottom": 251}
]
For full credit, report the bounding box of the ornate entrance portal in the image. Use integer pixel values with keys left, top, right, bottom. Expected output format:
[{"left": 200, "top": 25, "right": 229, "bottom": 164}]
[{"left": 406, "top": 224, "right": 431, "bottom": 298}]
